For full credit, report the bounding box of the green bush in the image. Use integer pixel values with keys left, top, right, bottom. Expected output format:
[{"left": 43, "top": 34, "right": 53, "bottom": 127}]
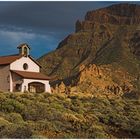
[
  {"left": 0, "top": 124, "right": 33, "bottom": 138},
  {"left": 131, "top": 124, "right": 140, "bottom": 138},
  {"left": 87, "top": 125, "right": 108, "bottom": 138},
  {"left": 1, "top": 99, "right": 24, "bottom": 113},
  {"left": 0, "top": 117, "right": 11, "bottom": 128},
  {"left": 0, "top": 92, "right": 140, "bottom": 138},
  {"left": 5, "top": 113, "right": 24, "bottom": 124}
]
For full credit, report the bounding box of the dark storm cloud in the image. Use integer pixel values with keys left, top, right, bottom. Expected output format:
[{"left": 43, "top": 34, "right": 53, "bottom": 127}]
[
  {"left": 0, "top": 1, "right": 139, "bottom": 37},
  {"left": 0, "top": 1, "right": 128, "bottom": 34},
  {"left": 0, "top": 1, "right": 140, "bottom": 33},
  {"left": 0, "top": 1, "right": 139, "bottom": 58}
]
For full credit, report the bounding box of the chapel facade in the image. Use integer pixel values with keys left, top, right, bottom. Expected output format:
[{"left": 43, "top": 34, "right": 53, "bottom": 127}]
[{"left": 0, "top": 43, "right": 51, "bottom": 93}]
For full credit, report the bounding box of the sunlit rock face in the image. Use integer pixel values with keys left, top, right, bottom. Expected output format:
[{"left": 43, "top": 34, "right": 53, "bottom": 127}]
[
  {"left": 38, "top": 4, "right": 140, "bottom": 95},
  {"left": 85, "top": 4, "right": 140, "bottom": 25}
]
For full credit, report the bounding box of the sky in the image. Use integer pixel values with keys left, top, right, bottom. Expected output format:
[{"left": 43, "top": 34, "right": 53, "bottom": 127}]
[{"left": 0, "top": 1, "right": 139, "bottom": 58}]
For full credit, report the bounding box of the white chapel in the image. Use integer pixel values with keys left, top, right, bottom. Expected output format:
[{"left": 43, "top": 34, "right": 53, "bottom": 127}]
[{"left": 0, "top": 43, "right": 51, "bottom": 93}]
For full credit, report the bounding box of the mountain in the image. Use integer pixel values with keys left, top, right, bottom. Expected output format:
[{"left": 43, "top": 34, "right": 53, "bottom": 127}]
[{"left": 38, "top": 3, "right": 140, "bottom": 95}]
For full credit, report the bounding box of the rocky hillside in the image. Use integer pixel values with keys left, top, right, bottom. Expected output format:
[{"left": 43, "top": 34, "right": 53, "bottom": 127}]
[{"left": 38, "top": 3, "right": 140, "bottom": 94}]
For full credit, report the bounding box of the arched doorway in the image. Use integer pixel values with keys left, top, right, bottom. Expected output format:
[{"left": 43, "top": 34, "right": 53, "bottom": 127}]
[{"left": 28, "top": 82, "right": 45, "bottom": 93}]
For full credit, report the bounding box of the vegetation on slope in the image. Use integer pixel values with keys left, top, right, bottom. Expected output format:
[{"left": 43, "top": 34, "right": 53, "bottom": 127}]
[{"left": 0, "top": 92, "right": 140, "bottom": 138}]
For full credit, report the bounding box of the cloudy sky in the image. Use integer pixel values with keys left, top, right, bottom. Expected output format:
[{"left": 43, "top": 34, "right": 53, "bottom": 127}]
[{"left": 0, "top": 1, "right": 139, "bottom": 58}]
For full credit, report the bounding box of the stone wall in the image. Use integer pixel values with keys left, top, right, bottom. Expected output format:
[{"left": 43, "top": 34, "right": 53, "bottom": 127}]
[{"left": 0, "top": 65, "right": 10, "bottom": 92}]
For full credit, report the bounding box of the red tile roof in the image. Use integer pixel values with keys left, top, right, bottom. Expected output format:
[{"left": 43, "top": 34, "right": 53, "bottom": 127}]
[
  {"left": 28, "top": 55, "right": 42, "bottom": 68},
  {"left": 11, "top": 70, "right": 51, "bottom": 80},
  {"left": 0, "top": 54, "right": 21, "bottom": 65},
  {"left": 0, "top": 54, "right": 42, "bottom": 67}
]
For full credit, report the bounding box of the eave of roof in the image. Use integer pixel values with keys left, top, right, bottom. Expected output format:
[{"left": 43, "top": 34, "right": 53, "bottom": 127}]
[
  {"left": 29, "top": 55, "right": 42, "bottom": 68},
  {"left": 0, "top": 54, "right": 22, "bottom": 65},
  {"left": 0, "top": 54, "right": 42, "bottom": 68},
  {"left": 11, "top": 70, "right": 51, "bottom": 80}
]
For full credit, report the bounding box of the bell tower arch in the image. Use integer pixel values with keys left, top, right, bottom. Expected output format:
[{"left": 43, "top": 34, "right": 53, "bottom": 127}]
[{"left": 17, "top": 43, "right": 30, "bottom": 57}]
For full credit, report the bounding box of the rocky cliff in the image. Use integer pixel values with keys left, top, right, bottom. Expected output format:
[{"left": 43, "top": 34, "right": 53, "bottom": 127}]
[
  {"left": 85, "top": 4, "right": 140, "bottom": 24},
  {"left": 38, "top": 3, "right": 140, "bottom": 96},
  {"left": 76, "top": 4, "right": 140, "bottom": 32}
]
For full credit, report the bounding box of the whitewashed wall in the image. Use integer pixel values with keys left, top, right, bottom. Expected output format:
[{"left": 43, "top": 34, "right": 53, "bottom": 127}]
[
  {"left": 22, "top": 79, "right": 51, "bottom": 93},
  {"left": 10, "top": 56, "right": 40, "bottom": 72}
]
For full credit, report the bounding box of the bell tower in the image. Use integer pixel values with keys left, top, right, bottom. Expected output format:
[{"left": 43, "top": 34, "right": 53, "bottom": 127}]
[{"left": 17, "top": 43, "right": 30, "bottom": 57}]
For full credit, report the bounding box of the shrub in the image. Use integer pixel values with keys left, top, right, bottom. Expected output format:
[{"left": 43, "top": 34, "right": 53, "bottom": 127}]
[
  {"left": 1, "top": 92, "right": 140, "bottom": 138},
  {"left": 1, "top": 99, "right": 24, "bottom": 113},
  {"left": 99, "top": 115, "right": 110, "bottom": 124},
  {"left": 63, "top": 98, "right": 71, "bottom": 109},
  {"left": 5, "top": 113, "right": 24, "bottom": 124},
  {"left": 123, "top": 90, "right": 140, "bottom": 100},
  {"left": 0, "top": 117, "right": 11, "bottom": 129},
  {"left": 45, "top": 109, "right": 63, "bottom": 121},
  {"left": 10, "top": 124, "right": 33, "bottom": 138},
  {"left": 0, "top": 93, "right": 6, "bottom": 102},
  {"left": 131, "top": 124, "right": 140, "bottom": 138},
  {"left": 31, "top": 134, "right": 47, "bottom": 138},
  {"left": 0, "top": 124, "right": 33, "bottom": 138}
]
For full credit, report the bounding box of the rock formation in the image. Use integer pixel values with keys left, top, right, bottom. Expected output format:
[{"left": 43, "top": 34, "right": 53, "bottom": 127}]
[
  {"left": 38, "top": 3, "right": 140, "bottom": 96},
  {"left": 85, "top": 4, "right": 140, "bottom": 25}
]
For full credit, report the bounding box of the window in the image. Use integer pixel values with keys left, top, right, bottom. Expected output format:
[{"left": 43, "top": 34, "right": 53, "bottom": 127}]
[
  {"left": 15, "top": 84, "right": 21, "bottom": 91},
  {"left": 23, "top": 63, "right": 28, "bottom": 70}
]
